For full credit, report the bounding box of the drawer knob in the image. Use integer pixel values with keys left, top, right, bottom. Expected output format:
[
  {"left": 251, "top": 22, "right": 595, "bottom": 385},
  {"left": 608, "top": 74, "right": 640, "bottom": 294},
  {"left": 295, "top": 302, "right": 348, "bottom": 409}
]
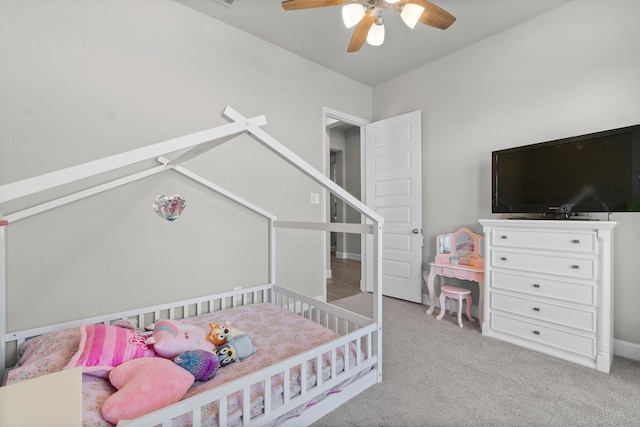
[
  {"left": 533, "top": 307, "right": 541, "bottom": 312},
  {"left": 532, "top": 284, "right": 541, "bottom": 288},
  {"left": 533, "top": 330, "right": 541, "bottom": 335},
  {"left": 500, "top": 257, "right": 507, "bottom": 261},
  {"left": 572, "top": 239, "right": 580, "bottom": 244},
  {"left": 500, "top": 235, "right": 507, "bottom": 239},
  {"left": 571, "top": 265, "right": 580, "bottom": 269}
]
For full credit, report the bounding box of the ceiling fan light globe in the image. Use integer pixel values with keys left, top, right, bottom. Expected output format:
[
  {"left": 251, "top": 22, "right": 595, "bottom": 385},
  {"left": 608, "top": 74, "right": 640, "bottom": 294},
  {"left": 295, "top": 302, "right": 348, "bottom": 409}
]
[
  {"left": 400, "top": 4, "right": 425, "bottom": 29},
  {"left": 386, "top": 0, "right": 400, "bottom": 3},
  {"left": 366, "top": 22, "right": 385, "bottom": 46},
  {"left": 342, "top": 4, "right": 366, "bottom": 28}
]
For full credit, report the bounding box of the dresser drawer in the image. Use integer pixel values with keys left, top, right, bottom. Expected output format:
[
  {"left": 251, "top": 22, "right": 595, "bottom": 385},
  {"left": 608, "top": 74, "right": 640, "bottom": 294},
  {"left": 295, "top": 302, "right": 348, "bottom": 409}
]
[
  {"left": 492, "top": 293, "right": 596, "bottom": 332},
  {"left": 491, "top": 229, "right": 595, "bottom": 253},
  {"left": 491, "top": 313, "right": 596, "bottom": 358},
  {"left": 491, "top": 250, "right": 595, "bottom": 280},
  {"left": 491, "top": 271, "right": 595, "bottom": 305}
]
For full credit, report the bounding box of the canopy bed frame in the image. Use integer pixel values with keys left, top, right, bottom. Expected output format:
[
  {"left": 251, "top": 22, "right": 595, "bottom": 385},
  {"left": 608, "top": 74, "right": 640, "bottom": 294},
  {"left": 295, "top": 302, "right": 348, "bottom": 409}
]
[{"left": 0, "top": 106, "right": 384, "bottom": 426}]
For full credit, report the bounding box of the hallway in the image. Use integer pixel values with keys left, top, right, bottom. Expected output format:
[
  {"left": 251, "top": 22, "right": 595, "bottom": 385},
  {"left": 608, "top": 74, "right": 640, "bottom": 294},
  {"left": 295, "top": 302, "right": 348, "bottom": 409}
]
[{"left": 326, "top": 253, "right": 361, "bottom": 302}]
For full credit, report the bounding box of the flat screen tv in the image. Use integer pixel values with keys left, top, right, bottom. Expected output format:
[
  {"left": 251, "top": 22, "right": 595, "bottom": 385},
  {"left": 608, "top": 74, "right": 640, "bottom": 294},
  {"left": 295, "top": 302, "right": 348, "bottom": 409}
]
[{"left": 492, "top": 124, "right": 640, "bottom": 216}]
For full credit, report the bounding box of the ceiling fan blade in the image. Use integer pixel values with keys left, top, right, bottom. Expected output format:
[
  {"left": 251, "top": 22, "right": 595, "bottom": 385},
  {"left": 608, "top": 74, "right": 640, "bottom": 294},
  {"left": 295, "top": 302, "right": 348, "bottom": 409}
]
[
  {"left": 347, "top": 12, "right": 376, "bottom": 52},
  {"left": 281, "top": 0, "right": 347, "bottom": 11},
  {"left": 408, "top": 0, "right": 456, "bottom": 30}
]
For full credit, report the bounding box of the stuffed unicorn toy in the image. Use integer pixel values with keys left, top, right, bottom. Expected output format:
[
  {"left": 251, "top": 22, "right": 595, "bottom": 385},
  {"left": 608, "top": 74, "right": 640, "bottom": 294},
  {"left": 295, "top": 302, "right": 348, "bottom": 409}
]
[{"left": 145, "top": 319, "right": 216, "bottom": 359}]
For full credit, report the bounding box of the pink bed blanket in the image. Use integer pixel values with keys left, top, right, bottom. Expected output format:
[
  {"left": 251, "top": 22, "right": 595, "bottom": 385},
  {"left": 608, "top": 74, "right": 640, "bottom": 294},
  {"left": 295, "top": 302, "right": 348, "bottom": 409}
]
[{"left": 6, "top": 302, "right": 361, "bottom": 426}]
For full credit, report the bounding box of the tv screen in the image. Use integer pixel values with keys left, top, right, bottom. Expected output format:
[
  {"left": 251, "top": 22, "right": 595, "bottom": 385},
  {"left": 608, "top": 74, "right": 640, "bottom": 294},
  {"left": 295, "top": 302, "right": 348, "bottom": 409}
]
[{"left": 492, "top": 124, "right": 640, "bottom": 215}]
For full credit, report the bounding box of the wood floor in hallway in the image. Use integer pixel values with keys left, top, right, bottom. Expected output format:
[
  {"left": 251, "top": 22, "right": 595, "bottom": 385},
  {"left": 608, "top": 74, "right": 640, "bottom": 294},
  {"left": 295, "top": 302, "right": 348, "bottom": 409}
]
[{"left": 327, "top": 253, "right": 361, "bottom": 302}]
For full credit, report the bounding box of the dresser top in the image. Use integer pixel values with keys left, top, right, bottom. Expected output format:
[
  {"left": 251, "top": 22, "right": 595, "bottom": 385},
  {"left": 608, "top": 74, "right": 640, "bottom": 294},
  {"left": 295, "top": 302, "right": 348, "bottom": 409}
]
[{"left": 479, "top": 219, "right": 617, "bottom": 231}]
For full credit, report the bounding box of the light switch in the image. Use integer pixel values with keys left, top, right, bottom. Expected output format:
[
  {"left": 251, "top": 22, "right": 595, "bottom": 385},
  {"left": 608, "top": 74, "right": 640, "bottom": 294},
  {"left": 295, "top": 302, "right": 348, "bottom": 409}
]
[{"left": 310, "top": 193, "right": 320, "bottom": 204}]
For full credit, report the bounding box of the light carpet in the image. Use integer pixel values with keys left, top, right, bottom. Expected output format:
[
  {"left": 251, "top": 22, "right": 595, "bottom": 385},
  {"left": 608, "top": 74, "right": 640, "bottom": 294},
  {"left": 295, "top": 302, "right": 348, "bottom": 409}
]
[{"left": 311, "top": 292, "right": 640, "bottom": 427}]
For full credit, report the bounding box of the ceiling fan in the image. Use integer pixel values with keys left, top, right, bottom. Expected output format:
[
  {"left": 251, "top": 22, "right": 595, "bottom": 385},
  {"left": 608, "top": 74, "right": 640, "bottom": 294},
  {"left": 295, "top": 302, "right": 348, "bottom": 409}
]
[{"left": 281, "top": 0, "right": 456, "bottom": 53}]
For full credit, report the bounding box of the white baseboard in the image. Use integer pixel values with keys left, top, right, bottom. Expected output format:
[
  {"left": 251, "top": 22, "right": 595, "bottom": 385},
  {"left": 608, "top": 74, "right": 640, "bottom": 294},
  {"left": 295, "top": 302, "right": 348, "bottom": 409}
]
[
  {"left": 335, "top": 252, "right": 361, "bottom": 261},
  {"left": 422, "top": 293, "right": 640, "bottom": 362},
  {"left": 614, "top": 339, "right": 640, "bottom": 362}
]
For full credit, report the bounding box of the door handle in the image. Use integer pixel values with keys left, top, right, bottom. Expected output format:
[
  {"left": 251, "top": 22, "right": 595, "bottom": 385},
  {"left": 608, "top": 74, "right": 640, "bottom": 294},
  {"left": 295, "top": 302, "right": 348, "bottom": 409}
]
[{"left": 412, "top": 228, "right": 420, "bottom": 234}]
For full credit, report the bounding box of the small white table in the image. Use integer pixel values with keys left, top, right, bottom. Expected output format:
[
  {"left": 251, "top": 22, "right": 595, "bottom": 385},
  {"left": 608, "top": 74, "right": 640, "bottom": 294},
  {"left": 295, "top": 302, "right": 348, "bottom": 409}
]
[{"left": 424, "top": 262, "right": 484, "bottom": 325}]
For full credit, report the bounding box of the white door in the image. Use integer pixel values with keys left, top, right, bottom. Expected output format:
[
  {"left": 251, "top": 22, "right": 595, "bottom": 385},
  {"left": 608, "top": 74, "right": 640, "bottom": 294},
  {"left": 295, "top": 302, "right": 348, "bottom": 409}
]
[{"left": 364, "top": 111, "right": 423, "bottom": 302}]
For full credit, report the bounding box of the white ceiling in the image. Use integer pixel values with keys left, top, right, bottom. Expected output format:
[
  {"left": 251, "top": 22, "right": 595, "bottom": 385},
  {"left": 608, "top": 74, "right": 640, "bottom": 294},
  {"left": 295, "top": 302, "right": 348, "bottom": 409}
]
[{"left": 175, "top": 0, "right": 572, "bottom": 87}]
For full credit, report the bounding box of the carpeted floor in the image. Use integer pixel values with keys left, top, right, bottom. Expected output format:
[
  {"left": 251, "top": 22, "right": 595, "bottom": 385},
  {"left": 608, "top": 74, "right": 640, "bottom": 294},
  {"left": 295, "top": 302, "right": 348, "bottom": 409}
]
[{"left": 311, "top": 292, "right": 640, "bottom": 427}]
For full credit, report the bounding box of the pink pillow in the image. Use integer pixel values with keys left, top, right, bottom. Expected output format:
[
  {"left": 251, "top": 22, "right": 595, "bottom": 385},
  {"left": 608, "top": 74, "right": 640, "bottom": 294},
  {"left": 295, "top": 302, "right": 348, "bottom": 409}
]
[
  {"left": 101, "top": 358, "right": 195, "bottom": 424},
  {"left": 65, "top": 324, "right": 158, "bottom": 378},
  {"left": 145, "top": 319, "right": 215, "bottom": 359}
]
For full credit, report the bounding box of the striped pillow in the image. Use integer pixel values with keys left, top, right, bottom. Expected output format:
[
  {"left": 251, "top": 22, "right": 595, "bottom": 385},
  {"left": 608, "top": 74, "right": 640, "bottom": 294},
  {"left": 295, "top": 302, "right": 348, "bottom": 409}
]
[{"left": 65, "top": 324, "right": 158, "bottom": 378}]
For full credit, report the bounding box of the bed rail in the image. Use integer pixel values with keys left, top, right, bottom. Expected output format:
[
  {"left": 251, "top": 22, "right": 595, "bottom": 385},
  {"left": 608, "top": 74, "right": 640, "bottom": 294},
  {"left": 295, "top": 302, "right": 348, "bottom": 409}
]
[
  {"left": 127, "top": 327, "right": 378, "bottom": 427},
  {"left": 2, "top": 284, "right": 273, "bottom": 374},
  {"left": 271, "top": 285, "right": 373, "bottom": 329},
  {"left": 122, "top": 285, "right": 380, "bottom": 427}
]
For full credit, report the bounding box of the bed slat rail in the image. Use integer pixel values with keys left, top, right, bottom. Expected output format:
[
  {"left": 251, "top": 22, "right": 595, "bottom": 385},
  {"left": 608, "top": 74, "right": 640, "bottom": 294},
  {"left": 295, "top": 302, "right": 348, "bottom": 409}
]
[
  {"left": 270, "top": 285, "right": 373, "bottom": 329},
  {"left": 2, "top": 284, "right": 272, "bottom": 372},
  {"left": 124, "top": 324, "right": 378, "bottom": 426}
]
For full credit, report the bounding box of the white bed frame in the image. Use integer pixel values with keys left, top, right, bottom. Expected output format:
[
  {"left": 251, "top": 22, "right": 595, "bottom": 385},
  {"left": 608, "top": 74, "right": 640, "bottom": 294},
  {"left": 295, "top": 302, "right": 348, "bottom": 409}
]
[{"left": 0, "top": 106, "right": 384, "bottom": 426}]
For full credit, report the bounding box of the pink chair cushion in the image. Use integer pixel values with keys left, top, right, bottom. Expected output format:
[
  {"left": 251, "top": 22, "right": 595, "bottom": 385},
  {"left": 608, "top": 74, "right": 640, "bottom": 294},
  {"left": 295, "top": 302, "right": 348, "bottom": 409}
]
[{"left": 441, "top": 285, "right": 471, "bottom": 295}]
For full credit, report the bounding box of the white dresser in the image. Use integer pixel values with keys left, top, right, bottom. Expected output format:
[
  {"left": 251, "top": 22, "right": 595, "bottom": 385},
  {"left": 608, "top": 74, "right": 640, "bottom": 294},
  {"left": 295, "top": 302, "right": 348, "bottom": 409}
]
[{"left": 479, "top": 219, "right": 616, "bottom": 373}]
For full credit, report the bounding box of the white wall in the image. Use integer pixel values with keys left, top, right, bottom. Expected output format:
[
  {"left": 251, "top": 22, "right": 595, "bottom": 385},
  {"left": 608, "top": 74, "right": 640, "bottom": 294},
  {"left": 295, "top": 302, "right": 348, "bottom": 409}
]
[
  {"left": 0, "top": 0, "right": 372, "bottom": 330},
  {"left": 374, "top": 0, "right": 640, "bottom": 346}
]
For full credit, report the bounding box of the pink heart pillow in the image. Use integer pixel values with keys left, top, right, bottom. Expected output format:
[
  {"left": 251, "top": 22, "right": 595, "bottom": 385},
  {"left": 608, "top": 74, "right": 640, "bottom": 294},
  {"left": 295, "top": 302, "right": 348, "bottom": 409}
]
[{"left": 101, "top": 357, "right": 195, "bottom": 424}]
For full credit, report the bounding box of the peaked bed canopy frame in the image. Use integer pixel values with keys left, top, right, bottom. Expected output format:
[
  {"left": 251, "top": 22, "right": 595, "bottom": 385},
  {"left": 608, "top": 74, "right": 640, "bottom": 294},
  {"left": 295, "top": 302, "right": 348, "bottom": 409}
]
[{"left": 0, "top": 106, "right": 384, "bottom": 384}]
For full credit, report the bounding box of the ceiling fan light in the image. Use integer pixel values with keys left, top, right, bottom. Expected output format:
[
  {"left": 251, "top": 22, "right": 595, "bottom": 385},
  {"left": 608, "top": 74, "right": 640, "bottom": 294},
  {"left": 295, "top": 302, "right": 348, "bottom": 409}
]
[
  {"left": 386, "top": 0, "right": 400, "bottom": 3},
  {"left": 400, "top": 3, "right": 425, "bottom": 29},
  {"left": 342, "top": 4, "right": 366, "bottom": 28},
  {"left": 366, "top": 19, "right": 385, "bottom": 46}
]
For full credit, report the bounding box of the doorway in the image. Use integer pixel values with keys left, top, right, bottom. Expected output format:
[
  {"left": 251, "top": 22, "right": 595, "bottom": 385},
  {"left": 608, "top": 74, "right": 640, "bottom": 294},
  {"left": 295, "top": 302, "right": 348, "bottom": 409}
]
[
  {"left": 322, "top": 108, "right": 424, "bottom": 303},
  {"left": 324, "top": 110, "right": 367, "bottom": 302}
]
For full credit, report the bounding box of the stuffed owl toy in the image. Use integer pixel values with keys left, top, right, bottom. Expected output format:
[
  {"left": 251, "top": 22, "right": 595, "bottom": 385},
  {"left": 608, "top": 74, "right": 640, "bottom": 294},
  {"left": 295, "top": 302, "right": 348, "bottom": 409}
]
[{"left": 173, "top": 350, "right": 219, "bottom": 382}]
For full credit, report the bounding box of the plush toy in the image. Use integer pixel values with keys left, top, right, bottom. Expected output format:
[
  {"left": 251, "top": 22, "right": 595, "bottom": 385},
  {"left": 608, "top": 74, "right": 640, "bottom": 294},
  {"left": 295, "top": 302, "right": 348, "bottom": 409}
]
[
  {"left": 229, "top": 334, "right": 257, "bottom": 360},
  {"left": 145, "top": 320, "right": 215, "bottom": 359},
  {"left": 207, "top": 321, "right": 244, "bottom": 346},
  {"left": 216, "top": 343, "right": 237, "bottom": 367},
  {"left": 216, "top": 334, "right": 257, "bottom": 367},
  {"left": 173, "top": 350, "right": 219, "bottom": 382},
  {"left": 206, "top": 322, "right": 229, "bottom": 346}
]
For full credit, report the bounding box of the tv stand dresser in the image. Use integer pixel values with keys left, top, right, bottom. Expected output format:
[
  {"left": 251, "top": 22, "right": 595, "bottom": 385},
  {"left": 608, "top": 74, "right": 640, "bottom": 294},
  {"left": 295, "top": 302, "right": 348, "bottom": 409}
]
[{"left": 479, "top": 219, "right": 617, "bottom": 373}]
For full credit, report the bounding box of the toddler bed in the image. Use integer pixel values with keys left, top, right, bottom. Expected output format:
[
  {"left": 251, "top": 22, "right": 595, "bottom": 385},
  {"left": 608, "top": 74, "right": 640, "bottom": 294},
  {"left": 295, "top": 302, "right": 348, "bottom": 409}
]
[
  {"left": 0, "top": 106, "right": 384, "bottom": 426},
  {"left": 4, "top": 285, "right": 378, "bottom": 426}
]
